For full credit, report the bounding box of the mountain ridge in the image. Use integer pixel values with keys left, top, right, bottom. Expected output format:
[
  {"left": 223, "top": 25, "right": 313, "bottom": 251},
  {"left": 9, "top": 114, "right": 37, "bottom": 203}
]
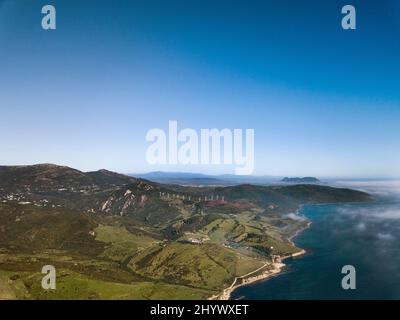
[{"left": 0, "top": 163, "right": 371, "bottom": 221}]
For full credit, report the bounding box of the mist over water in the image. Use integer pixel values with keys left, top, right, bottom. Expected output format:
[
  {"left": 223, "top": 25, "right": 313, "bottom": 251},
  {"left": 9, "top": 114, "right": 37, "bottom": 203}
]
[{"left": 232, "top": 182, "right": 400, "bottom": 300}]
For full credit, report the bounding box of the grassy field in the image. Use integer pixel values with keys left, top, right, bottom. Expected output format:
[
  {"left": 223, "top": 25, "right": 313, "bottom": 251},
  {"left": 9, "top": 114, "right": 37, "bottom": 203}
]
[
  {"left": 0, "top": 203, "right": 274, "bottom": 299},
  {"left": 0, "top": 192, "right": 310, "bottom": 299},
  {"left": 95, "top": 225, "right": 159, "bottom": 262},
  {"left": 0, "top": 269, "right": 211, "bottom": 300},
  {"left": 129, "top": 241, "right": 264, "bottom": 291}
]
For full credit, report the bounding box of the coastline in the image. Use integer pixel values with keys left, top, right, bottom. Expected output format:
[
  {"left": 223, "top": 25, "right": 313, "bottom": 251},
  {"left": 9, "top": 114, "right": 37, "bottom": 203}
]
[{"left": 210, "top": 220, "right": 311, "bottom": 300}]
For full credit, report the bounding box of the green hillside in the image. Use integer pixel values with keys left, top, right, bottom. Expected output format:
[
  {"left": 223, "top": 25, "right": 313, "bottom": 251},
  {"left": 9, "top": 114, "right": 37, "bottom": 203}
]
[{"left": 0, "top": 164, "right": 371, "bottom": 299}]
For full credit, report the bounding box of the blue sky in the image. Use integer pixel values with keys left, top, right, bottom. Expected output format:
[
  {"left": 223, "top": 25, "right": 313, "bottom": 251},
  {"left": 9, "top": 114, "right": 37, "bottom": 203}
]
[{"left": 0, "top": 0, "right": 399, "bottom": 177}]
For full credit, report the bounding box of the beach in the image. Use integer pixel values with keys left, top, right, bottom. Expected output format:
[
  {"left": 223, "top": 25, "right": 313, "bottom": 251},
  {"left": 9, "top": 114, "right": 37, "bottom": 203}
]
[{"left": 210, "top": 221, "right": 311, "bottom": 300}]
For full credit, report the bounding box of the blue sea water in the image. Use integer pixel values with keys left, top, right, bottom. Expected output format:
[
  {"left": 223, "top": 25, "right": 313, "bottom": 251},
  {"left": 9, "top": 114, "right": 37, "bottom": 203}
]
[{"left": 231, "top": 197, "right": 400, "bottom": 300}]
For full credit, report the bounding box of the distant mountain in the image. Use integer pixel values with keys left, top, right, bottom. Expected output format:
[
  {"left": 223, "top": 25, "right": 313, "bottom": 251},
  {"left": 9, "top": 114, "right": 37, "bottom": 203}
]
[
  {"left": 133, "top": 171, "right": 280, "bottom": 186},
  {"left": 281, "top": 177, "right": 320, "bottom": 184},
  {"left": 136, "top": 171, "right": 210, "bottom": 179},
  {"left": 133, "top": 171, "right": 232, "bottom": 186}
]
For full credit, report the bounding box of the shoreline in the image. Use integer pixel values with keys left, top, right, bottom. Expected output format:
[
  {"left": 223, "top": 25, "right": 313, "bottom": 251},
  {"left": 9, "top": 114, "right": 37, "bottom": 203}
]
[{"left": 209, "top": 220, "right": 311, "bottom": 300}]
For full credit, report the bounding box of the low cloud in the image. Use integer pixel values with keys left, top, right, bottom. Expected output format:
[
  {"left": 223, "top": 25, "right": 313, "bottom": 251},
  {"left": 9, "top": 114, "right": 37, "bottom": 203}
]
[
  {"left": 377, "top": 233, "right": 395, "bottom": 241},
  {"left": 334, "top": 180, "right": 400, "bottom": 197},
  {"left": 355, "top": 222, "right": 366, "bottom": 232},
  {"left": 337, "top": 206, "right": 400, "bottom": 221},
  {"left": 285, "top": 212, "right": 308, "bottom": 222}
]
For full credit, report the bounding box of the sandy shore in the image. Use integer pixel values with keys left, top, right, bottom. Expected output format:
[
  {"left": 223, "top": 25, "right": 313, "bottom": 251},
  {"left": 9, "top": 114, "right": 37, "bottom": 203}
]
[
  {"left": 209, "top": 221, "right": 311, "bottom": 300},
  {"left": 209, "top": 261, "right": 286, "bottom": 300}
]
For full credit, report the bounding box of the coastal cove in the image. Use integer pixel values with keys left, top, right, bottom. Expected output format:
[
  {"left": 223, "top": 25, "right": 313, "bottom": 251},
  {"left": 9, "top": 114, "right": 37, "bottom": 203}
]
[
  {"left": 231, "top": 198, "right": 400, "bottom": 300},
  {"left": 211, "top": 223, "right": 310, "bottom": 300}
]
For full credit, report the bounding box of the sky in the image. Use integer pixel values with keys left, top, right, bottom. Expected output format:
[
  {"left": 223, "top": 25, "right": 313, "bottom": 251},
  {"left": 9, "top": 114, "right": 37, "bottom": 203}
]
[{"left": 0, "top": 0, "right": 399, "bottom": 178}]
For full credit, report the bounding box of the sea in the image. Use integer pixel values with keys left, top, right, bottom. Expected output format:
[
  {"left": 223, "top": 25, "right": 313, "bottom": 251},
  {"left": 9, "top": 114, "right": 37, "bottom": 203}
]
[{"left": 231, "top": 181, "right": 400, "bottom": 300}]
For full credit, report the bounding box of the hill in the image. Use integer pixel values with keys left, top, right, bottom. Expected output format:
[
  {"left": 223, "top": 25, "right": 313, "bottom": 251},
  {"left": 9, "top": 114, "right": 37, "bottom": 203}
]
[
  {"left": 0, "top": 164, "right": 141, "bottom": 192},
  {"left": 281, "top": 177, "right": 320, "bottom": 183},
  {"left": 134, "top": 171, "right": 230, "bottom": 186}
]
